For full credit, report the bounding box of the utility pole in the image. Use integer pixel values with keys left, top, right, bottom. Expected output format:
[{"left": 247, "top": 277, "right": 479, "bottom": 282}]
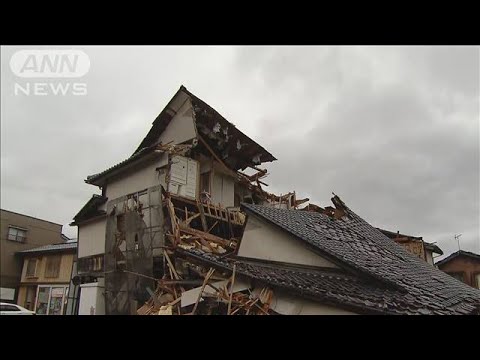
[{"left": 454, "top": 234, "right": 462, "bottom": 251}]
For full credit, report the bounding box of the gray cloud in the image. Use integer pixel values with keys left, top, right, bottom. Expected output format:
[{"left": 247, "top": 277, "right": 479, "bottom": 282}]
[{"left": 1, "top": 45, "right": 478, "bottom": 259}]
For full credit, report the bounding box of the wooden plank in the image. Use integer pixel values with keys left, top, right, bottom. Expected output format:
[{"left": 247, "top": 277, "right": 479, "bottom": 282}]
[
  {"left": 227, "top": 264, "right": 236, "bottom": 315},
  {"left": 164, "top": 252, "right": 181, "bottom": 280},
  {"left": 197, "top": 201, "right": 208, "bottom": 232},
  {"left": 191, "top": 268, "right": 215, "bottom": 315},
  {"left": 179, "top": 225, "right": 234, "bottom": 248},
  {"left": 197, "top": 134, "right": 238, "bottom": 178},
  {"left": 208, "top": 221, "right": 219, "bottom": 233}
]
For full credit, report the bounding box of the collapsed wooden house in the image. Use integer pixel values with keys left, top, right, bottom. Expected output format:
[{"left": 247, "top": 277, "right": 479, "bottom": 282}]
[{"left": 70, "top": 86, "right": 480, "bottom": 315}]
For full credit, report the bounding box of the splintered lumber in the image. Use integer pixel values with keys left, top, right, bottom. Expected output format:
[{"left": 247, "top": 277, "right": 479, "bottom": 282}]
[
  {"left": 178, "top": 225, "right": 236, "bottom": 248},
  {"left": 164, "top": 252, "right": 181, "bottom": 280},
  {"left": 227, "top": 264, "right": 237, "bottom": 315},
  {"left": 197, "top": 134, "right": 238, "bottom": 178},
  {"left": 191, "top": 268, "right": 215, "bottom": 315},
  {"left": 208, "top": 221, "right": 219, "bottom": 233}
]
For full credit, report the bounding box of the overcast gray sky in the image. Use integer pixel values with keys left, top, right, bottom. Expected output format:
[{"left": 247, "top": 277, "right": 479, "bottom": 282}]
[{"left": 1, "top": 46, "right": 479, "bottom": 259}]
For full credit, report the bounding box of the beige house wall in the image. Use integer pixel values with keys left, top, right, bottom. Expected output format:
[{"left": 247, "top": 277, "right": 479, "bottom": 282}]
[
  {"left": 238, "top": 214, "right": 338, "bottom": 268},
  {"left": 0, "top": 209, "right": 64, "bottom": 293},
  {"left": 78, "top": 218, "right": 106, "bottom": 258}
]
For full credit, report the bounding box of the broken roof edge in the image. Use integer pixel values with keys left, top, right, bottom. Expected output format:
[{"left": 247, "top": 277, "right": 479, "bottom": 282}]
[
  {"left": 87, "top": 85, "right": 277, "bottom": 186},
  {"left": 177, "top": 248, "right": 399, "bottom": 315},
  {"left": 133, "top": 85, "right": 187, "bottom": 156},
  {"left": 71, "top": 194, "right": 108, "bottom": 226},
  {"left": 182, "top": 86, "right": 277, "bottom": 164},
  {"left": 435, "top": 249, "right": 480, "bottom": 267}
]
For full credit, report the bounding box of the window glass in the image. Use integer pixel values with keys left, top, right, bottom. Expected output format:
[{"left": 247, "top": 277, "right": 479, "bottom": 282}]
[
  {"left": 49, "top": 287, "right": 65, "bottom": 315},
  {"left": 36, "top": 287, "right": 50, "bottom": 314},
  {"left": 26, "top": 259, "right": 37, "bottom": 277},
  {"left": 0, "top": 304, "right": 19, "bottom": 311},
  {"left": 45, "top": 255, "right": 61, "bottom": 278},
  {"left": 8, "top": 226, "right": 27, "bottom": 242}
]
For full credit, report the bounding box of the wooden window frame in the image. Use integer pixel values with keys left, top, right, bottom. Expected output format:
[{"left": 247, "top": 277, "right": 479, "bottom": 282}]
[
  {"left": 25, "top": 258, "right": 38, "bottom": 278},
  {"left": 7, "top": 226, "right": 27, "bottom": 242},
  {"left": 44, "top": 255, "right": 62, "bottom": 278}
]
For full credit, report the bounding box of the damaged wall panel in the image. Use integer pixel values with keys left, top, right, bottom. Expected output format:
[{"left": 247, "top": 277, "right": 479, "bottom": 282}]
[
  {"left": 168, "top": 155, "right": 199, "bottom": 200},
  {"left": 104, "top": 185, "right": 165, "bottom": 315}
]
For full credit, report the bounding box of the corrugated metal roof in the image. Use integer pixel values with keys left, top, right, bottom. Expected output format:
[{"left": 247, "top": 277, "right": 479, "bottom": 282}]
[{"left": 17, "top": 242, "right": 77, "bottom": 254}]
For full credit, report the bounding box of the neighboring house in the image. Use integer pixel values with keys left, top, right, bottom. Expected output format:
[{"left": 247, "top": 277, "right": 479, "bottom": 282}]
[
  {"left": 435, "top": 250, "right": 480, "bottom": 289},
  {"left": 16, "top": 242, "right": 77, "bottom": 315},
  {"left": 0, "top": 209, "right": 66, "bottom": 303},
  {"left": 377, "top": 228, "right": 443, "bottom": 265}
]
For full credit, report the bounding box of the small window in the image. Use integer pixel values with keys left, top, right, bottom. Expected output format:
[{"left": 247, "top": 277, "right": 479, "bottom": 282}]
[
  {"left": 8, "top": 226, "right": 27, "bottom": 242},
  {"left": 475, "top": 273, "right": 480, "bottom": 289},
  {"left": 45, "top": 255, "right": 61, "bottom": 278},
  {"left": 26, "top": 259, "right": 38, "bottom": 278}
]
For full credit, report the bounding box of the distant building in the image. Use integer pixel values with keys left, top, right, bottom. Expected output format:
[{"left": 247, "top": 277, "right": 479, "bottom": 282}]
[
  {"left": 377, "top": 228, "right": 443, "bottom": 265},
  {"left": 16, "top": 242, "right": 77, "bottom": 314},
  {"left": 0, "top": 209, "right": 66, "bottom": 303},
  {"left": 435, "top": 250, "right": 480, "bottom": 289}
]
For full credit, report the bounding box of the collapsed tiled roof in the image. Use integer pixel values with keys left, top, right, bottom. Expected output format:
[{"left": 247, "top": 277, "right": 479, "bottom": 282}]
[
  {"left": 435, "top": 250, "right": 480, "bottom": 267},
  {"left": 17, "top": 242, "right": 77, "bottom": 255},
  {"left": 235, "top": 197, "right": 480, "bottom": 315},
  {"left": 180, "top": 249, "right": 411, "bottom": 314}
]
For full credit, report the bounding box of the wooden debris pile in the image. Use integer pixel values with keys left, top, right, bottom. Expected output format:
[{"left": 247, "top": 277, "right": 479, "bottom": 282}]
[{"left": 137, "top": 260, "right": 276, "bottom": 315}]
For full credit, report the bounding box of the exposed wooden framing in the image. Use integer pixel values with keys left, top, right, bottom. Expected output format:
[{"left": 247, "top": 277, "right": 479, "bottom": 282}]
[
  {"left": 179, "top": 225, "right": 236, "bottom": 248},
  {"left": 208, "top": 221, "right": 219, "bottom": 233},
  {"left": 164, "top": 252, "right": 181, "bottom": 280},
  {"left": 197, "top": 134, "right": 238, "bottom": 178}
]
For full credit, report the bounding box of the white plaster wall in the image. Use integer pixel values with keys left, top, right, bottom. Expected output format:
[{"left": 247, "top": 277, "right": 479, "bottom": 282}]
[
  {"left": 78, "top": 279, "right": 105, "bottom": 315},
  {"left": 238, "top": 214, "right": 339, "bottom": 268},
  {"left": 211, "top": 170, "right": 235, "bottom": 207},
  {"left": 263, "top": 290, "right": 356, "bottom": 315},
  {"left": 78, "top": 218, "right": 106, "bottom": 258},
  {"left": 158, "top": 99, "right": 197, "bottom": 145},
  {"left": 105, "top": 160, "right": 164, "bottom": 201}
]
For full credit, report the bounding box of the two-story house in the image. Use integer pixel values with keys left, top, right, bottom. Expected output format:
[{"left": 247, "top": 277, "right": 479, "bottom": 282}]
[
  {"left": 16, "top": 242, "right": 77, "bottom": 314},
  {"left": 436, "top": 250, "right": 480, "bottom": 289},
  {"left": 0, "top": 209, "right": 67, "bottom": 303}
]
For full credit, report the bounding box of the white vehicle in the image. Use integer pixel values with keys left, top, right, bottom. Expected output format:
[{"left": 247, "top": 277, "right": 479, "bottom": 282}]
[{"left": 0, "top": 302, "right": 35, "bottom": 315}]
